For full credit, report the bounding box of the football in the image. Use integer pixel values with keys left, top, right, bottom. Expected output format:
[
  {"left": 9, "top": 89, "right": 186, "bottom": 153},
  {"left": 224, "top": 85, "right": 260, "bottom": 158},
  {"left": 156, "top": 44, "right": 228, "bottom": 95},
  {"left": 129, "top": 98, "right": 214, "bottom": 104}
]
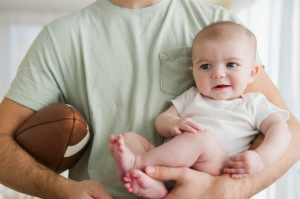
[{"left": 14, "top": 103, "right": 90, "bottom": 173}]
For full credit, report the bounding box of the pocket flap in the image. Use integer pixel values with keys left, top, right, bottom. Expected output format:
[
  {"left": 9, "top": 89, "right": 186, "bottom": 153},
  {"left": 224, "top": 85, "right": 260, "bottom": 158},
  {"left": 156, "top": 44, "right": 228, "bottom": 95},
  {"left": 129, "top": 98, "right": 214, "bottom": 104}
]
[{"left": 160, "top": 47, "right": 195, "bottom": 96}]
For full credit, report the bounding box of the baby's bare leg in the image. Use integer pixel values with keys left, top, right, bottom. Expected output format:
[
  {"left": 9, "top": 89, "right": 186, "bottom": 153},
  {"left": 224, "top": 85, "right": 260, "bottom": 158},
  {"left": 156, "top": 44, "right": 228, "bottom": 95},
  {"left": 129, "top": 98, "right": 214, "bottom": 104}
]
[
  {"left": 109, "top": 131, "right": 228, "bottom": 198},
  {"left": 138, "top": 131, "right": 229, "bottom": 176},
  {"left": 190, "top": 131, "right": 229, "bottom": 176}
]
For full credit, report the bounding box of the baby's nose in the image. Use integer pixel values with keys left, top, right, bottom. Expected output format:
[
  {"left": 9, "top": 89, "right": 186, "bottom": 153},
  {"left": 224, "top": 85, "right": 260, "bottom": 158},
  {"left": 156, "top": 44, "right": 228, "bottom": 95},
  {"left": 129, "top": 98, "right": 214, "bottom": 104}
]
[{"left": 212, "top": 67, "right": 226, "bottom": 79}]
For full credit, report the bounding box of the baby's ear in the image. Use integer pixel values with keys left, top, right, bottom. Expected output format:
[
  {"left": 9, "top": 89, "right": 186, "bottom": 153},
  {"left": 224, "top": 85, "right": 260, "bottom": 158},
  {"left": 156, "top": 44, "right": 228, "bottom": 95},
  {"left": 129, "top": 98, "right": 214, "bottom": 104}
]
[
  {"left": 249, "top": 65, "right": 260, "bottom": 83},
  {"left": 189, "top": 66, "right": 193, "bottom": 74}
]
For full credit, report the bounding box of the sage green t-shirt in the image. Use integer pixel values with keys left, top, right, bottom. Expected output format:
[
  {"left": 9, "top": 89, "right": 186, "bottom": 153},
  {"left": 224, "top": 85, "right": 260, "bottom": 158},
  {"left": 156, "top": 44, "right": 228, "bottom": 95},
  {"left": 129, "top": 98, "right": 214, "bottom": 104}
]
[{"left": 6, "top": 0, "right": 262, "bottom": 198}]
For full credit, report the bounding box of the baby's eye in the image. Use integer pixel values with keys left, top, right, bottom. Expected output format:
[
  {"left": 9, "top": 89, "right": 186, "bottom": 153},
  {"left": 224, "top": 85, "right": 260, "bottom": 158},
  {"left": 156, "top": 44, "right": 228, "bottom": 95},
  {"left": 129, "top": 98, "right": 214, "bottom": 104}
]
[
  {"left": 200, "top": 64, "right": 211, "bottom": 70},
  {"left": 226, "top": 62, "right": 238, "bottom": 68}
]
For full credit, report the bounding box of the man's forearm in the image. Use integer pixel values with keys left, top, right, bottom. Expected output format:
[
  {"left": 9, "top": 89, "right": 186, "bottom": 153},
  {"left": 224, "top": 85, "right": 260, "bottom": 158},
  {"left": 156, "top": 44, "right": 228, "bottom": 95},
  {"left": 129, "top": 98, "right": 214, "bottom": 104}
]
[{"left": 0, "top": 134, "right": 71, "bottom": 199}]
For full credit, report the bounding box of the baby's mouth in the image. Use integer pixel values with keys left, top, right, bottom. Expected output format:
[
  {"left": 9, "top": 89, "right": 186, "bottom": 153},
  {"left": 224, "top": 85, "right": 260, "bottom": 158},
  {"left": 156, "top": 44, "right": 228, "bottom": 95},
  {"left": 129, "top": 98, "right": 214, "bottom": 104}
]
[{"left": 213, "top": 84, "right": 230, "bottom": 89}]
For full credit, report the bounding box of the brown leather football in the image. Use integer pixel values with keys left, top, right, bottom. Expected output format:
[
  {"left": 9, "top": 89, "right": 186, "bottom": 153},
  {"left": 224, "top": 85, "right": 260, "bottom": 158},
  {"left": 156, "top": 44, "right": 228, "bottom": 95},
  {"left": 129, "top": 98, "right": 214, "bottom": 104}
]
[{"left": 14, "top": 103, "right": 90, "bottom": 173}]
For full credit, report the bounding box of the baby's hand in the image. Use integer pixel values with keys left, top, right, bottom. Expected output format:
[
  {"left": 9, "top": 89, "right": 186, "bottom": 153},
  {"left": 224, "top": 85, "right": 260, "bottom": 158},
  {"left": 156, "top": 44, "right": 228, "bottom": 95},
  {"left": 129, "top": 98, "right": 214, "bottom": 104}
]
[
  {"left": 223, "top": 150, "right": 265, "bottom": 179},
  {"left": 169, "top": 117, "right": 204, "bottom": 135}
]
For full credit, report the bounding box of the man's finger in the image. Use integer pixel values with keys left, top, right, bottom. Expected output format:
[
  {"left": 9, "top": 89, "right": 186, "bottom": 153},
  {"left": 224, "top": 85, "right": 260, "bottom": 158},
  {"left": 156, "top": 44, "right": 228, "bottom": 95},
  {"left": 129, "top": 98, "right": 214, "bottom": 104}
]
[{"left": 145, "top": 166, "right": 183, "bottom": 181}]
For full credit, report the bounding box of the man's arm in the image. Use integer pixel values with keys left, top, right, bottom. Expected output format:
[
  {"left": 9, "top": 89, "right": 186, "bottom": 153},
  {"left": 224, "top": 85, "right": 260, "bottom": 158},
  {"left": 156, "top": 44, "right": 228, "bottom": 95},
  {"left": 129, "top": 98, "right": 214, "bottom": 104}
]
[
  {"left": 146, "top": 67, "right": 300, "bottom": 198},
  {"left": 0, "top": 98, "right": 112, "bottom": 199},
  {"left": 242, "top": 67, "right": 300, "bottom": 195}
]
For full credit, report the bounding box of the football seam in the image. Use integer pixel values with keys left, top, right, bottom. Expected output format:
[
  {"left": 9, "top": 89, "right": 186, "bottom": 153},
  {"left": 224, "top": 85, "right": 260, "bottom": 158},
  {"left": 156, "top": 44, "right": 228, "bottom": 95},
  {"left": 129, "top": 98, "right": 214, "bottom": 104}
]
[
  {"left": 67, "top": 106, "right": 87, "bottom": 127},
  {"left": 14, "top": 118, "right": 85, "bottom": 137}
]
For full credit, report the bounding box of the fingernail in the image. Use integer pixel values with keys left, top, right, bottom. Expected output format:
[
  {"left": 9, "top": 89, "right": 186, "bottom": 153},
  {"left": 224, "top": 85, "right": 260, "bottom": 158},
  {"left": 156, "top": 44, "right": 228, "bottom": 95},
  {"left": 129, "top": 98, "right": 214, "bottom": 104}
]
[{"left": 146, "top": 166, "right": 155, "bottom": 175}]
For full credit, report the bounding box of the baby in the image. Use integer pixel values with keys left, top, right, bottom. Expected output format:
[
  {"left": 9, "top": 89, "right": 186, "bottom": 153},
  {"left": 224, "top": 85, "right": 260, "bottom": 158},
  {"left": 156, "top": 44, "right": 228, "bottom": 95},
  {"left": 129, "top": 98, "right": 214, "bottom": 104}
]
[{"left": 109, "top": 21, "right": 290, "bottom": 199}]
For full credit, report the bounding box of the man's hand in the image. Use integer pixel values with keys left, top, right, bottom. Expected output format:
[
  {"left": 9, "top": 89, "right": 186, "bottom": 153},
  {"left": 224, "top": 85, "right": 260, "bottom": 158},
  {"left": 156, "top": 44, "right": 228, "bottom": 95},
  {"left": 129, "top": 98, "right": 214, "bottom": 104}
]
[
  {"left": 65, "top": 180, "right": 113, "bottom": 199},
  {"left": 145, "top": 166, "right": 245, "bottom": 199}
]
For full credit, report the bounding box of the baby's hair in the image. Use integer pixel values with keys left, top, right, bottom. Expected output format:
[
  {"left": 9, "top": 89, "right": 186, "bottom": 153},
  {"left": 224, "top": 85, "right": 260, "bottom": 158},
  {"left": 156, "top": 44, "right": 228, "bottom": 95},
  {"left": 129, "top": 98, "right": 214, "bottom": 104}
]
[{"left": 192, "top": 21, "right": 257, "bottom": 64}]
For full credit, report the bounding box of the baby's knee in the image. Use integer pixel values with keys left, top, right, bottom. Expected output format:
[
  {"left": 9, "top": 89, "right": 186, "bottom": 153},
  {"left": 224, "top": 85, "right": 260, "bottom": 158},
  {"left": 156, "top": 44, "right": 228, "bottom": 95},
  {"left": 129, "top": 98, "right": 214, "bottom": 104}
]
[
  {"left": 193, "top": 131, "right": 229, "bottom": 160},
  {"left": 200, "top": 131, "right": 227, "bottom": 154},
  {"left": 192, "top": 130, "right": 218, "bottom": 145}
]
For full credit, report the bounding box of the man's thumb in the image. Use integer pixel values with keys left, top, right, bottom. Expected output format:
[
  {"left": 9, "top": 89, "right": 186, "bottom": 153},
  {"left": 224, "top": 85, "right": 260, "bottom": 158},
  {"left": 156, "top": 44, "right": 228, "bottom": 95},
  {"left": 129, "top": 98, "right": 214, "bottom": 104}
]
[{"left": 145, "top": 166, "right": 181, "bottom": 181}]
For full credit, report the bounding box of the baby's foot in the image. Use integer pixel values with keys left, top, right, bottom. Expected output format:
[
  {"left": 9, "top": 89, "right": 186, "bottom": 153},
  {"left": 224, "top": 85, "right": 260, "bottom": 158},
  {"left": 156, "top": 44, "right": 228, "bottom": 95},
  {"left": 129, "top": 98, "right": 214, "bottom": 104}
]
[
  {"left": 123, "top": 169, "right": 167, "bottom": 199},
  {"left": 109, "top": 134, "right": 136, "bottom": 181}
]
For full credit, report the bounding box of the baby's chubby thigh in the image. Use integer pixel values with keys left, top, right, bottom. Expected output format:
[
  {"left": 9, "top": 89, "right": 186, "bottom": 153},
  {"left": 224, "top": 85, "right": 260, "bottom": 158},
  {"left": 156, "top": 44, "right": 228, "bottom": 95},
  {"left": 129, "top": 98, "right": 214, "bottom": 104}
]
[{"left": 190, "top": 130, "right": 229, "bottom": 176}]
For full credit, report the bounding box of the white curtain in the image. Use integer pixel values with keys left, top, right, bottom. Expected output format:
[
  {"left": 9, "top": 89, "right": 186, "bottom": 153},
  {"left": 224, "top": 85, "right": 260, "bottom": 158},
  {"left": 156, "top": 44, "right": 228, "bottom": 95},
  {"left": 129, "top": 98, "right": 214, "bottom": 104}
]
[
  {"left": 231, "top": 0, "right": 300, "bottom": 199},
  {"left": 0, "top": 7, "right": 71, "bottom": 98}
]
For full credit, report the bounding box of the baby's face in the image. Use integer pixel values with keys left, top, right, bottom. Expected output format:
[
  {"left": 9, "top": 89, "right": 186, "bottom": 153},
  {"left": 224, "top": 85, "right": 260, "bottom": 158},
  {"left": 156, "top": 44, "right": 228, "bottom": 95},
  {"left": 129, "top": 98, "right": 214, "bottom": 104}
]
[{"left": 191, "top": 36, "right": 257, "bottom": 100}]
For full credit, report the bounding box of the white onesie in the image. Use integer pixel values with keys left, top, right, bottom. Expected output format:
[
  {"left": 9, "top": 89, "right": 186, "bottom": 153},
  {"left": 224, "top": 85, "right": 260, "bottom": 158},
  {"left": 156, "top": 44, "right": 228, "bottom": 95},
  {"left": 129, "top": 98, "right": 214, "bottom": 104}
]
[{"left": 171, "top": 87, "right": 289, "bottom": 157}]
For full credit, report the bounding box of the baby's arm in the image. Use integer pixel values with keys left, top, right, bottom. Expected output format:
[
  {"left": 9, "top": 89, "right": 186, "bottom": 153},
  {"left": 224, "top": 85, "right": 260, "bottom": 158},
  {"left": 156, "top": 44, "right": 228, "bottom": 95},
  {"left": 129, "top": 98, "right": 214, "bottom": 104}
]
[
  {"left": 224, "top": 112, "right": 291, "bottom": 178},
  {"left": 155, "top": 105, "right": 203, "bottom": 137}
]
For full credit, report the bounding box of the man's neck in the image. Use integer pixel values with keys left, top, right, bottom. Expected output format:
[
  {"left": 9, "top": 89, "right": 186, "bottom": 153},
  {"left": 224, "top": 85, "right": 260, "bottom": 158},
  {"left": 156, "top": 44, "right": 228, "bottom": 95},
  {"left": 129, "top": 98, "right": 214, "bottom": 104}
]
[{"left": 109, "top": 0, "right": 161, "bottom": 9}]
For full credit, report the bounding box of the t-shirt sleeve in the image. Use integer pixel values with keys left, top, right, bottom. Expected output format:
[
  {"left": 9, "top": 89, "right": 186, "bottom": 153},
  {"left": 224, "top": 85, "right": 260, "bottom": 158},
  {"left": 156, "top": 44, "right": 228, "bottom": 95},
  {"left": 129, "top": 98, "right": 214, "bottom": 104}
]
[
  {"left": 170, "top": 87, "right": 197, "bottom": 115},
  {"left": 247, "top": 93, "right": 290, "bottom": 130},
  {"left": 5, "top": 26, "right": 63, "bottom": 111}
]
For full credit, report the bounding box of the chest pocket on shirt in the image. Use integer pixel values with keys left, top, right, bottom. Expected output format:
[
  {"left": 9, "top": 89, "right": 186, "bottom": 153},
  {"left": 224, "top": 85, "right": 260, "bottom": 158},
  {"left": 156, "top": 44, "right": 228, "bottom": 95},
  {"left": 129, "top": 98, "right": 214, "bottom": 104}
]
[{"left": 159, "top": 47, "right": 195, "bottom": 96}]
